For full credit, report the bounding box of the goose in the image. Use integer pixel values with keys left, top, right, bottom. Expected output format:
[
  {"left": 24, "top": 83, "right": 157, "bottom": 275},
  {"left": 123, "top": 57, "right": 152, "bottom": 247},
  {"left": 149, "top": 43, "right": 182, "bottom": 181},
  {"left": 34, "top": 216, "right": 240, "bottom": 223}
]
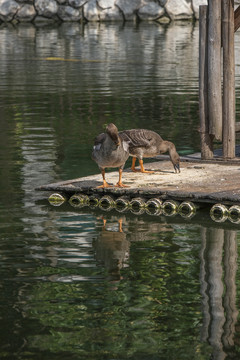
[
  {"left": 119, "top": 128, "right": 180, "bottom": 173},
  {"left": 92, "top": 123, "right": 130, "bottom": 188}
]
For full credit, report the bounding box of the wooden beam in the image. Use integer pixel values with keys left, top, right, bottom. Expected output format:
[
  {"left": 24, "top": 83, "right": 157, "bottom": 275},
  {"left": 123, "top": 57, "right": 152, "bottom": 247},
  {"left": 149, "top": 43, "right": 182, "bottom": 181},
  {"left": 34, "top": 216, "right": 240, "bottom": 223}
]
[
  {"left": 199, "top": 5, "right": 213, "bottom": 159},
  {"left": 222, "top": 0, "right": 235, "bottom": 158},
  {"left": 208, "top": 0, "right": 222, "bottom": 141},
  {"left": 234, "top": 5, "right": 240, "bottom": 32}
]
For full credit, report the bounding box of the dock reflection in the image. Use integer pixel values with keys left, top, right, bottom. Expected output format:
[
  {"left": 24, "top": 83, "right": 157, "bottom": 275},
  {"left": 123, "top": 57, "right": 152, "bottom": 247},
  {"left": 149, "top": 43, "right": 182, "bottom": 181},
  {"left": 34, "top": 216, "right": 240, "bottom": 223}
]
[
  {"left": 200, "top": 228, "right": 238, "bottom": 360},
  {"left": 92, "top": 209, "right": 239, "bottom": 358},
  {"left": 36, "top": 200, "right": 240, "bottom": 358}
]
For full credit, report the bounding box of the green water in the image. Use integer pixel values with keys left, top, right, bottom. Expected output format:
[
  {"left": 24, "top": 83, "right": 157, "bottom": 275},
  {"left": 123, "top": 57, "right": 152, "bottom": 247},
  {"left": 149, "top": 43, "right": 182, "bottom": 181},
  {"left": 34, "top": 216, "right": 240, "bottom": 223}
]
[{"left": 1, "top": 21, "right": 240, "bottom": 359}]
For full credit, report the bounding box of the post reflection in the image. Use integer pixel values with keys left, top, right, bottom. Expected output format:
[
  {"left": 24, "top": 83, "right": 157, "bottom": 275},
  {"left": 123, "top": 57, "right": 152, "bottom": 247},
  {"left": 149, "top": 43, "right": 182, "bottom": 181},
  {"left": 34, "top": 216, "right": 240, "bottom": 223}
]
[{"left": 200, "top": 228, "right": 238, "bottom": 360}]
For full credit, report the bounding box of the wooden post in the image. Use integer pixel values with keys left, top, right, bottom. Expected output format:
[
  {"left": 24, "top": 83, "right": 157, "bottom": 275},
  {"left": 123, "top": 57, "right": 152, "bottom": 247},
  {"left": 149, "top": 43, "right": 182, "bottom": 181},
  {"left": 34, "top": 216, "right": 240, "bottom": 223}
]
[
  {"left": 222, "top": 0, "right": 235, "bottom": 158},
  {"left": 208, "top": 0, "right": 222, "bottom": 141},
  {"left": 199, "top": 5, "right": 213, "bottom": 159}
]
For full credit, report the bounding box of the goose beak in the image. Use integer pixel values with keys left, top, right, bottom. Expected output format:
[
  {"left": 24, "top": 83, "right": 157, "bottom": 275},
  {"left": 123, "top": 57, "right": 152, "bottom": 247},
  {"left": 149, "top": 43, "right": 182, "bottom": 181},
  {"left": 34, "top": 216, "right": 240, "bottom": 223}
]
[{"left": 174, "top": 164, "right": 180, "bottom": 173}]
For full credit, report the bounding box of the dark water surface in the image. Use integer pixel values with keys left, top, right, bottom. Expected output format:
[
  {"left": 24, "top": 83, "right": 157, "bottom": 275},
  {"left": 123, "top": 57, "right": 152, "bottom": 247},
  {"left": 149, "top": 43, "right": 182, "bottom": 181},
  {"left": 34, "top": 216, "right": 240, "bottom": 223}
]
[{"left": 1, "top": 21, "right": 240, "bottom": 359}]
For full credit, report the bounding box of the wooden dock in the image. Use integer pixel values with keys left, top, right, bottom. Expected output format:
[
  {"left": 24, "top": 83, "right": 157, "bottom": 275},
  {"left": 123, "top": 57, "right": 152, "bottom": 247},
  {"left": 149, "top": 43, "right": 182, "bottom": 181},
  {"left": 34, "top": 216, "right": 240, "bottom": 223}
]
[{"left": 36, "top": 155, "right": 240, "bottom": 206}]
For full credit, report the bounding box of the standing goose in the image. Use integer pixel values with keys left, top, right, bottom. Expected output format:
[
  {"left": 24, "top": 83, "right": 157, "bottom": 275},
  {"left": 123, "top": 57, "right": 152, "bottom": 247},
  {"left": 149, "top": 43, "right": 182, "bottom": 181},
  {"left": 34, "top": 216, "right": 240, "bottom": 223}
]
[
  {"left": 92, "top": 123, "right": 130, "bottom": 188},
  {"left": 119, "top": 129, "right": 180, "bottom": 174}
]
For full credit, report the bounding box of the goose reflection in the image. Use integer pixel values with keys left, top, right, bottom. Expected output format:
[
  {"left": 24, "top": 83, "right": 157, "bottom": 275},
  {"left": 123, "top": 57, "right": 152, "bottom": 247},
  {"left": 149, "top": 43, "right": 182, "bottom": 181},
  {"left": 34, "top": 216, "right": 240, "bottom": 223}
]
[
  {"left": 200, "top": 227, "right": 238, "bottom": 360},
  {"left": 93, "top": 217, "right": 130, "bottom": 282}
]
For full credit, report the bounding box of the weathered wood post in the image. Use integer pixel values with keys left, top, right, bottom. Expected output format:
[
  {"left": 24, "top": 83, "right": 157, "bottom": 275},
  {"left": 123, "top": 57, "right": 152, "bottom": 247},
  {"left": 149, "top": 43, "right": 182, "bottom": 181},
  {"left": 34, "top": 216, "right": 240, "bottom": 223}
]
[
  {"left": 199, "top": 5, "right": 213, "bottom": 159},
  {"left": 208, "top": 0, "right": 222, "bottom": 142},
  {"left": 222, "top": 0, "right": 235, "bottom": 158}
]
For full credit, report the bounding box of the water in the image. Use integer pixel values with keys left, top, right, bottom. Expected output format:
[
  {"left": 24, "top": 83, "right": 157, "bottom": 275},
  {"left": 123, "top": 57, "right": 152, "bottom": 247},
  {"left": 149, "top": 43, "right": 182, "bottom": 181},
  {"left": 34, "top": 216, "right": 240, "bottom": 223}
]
[{"left": 0, "top": 21, "right": 240, "bottom": 359}]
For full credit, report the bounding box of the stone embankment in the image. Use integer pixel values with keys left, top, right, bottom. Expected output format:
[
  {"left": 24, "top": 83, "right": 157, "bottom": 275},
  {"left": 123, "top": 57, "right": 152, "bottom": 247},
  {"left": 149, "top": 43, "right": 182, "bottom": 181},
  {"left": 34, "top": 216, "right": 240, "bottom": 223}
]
[{"left": 0, "top": 0, "right": 240, "bottom": 24}]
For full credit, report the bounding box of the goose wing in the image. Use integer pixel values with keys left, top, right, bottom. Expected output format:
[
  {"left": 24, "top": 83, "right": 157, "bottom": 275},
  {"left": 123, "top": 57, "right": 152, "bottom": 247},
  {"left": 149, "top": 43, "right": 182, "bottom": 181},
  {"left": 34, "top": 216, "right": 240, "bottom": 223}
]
[
  {"left": 119, "top": 129, "right": 158, "bottom": 148},
  {"left": 93, "top": 132, "right": 106, "bottom": 151}
]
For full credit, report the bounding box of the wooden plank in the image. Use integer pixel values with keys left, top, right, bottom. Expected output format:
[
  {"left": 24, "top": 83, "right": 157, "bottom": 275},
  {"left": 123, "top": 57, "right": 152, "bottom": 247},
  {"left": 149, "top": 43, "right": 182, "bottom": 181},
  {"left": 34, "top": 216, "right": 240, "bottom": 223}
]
[
  {"left": 199, "top": 5, "right": 214, "bottom": 159},
  {"left": 222, "top": 0, "right": 236, "bottom": 158},
  {"left": 208, "top": 0, "right": 222, "bottom": 141},
  {"left": 234, "top": 5, "right": 240, "bottom": 32}
]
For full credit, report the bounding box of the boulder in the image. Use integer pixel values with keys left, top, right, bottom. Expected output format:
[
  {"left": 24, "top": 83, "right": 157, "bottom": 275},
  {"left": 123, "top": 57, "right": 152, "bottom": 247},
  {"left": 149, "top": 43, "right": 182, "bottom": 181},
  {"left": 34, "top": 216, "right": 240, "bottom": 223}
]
[
  {"left": 192, "top": 0, "right": 208, "bottom": 19},
  {"left": 68, "top": 0, "right": 88, "bottom": 8},
  {"left": 35, "top": 0, "right": 58, "bottom": 18},
  {"left": 99, "top": 6, "right": 123, "bottom": 21},
  {"left": 115, "top": 0, "right": 143, "bottom": 20},
  {"left": 98, "top": 0, "right": 123, "bottom": 21},
  {"left": 83, "top": 0, "right": 99, "bottom": 21},
  {"left": 33, "top": 15, "right": 57, "bottom": 23},
  {"left": 98, "top": 0, "right": 115, "bottom": 8},
  {"left": 138, "top": 2, "right": 165, "bottom": 21},
  {"left": 58, "top": 5, "right": 82, "bottom": 21},
  {"left": 15, "top": 4, "right": 36, "bottom": 21},
  {"left": 0, "top": 0, "right": 20, "bottom": 21},
  {"left": 165, "top": 0, "right": 193, "bottom": 20}
]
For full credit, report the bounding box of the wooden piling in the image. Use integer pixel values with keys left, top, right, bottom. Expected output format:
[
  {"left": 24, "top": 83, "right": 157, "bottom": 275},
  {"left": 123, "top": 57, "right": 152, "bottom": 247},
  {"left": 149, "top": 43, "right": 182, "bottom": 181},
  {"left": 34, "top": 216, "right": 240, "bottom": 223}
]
[
  {"left": 199, "top": 5, "right": 213, "bottom": 159},
  {"left": 208, "top": 0, "right": 222, "bottom": 141},
  {"left": 222, "top": 0, "right": 235, "bottom": 159}
]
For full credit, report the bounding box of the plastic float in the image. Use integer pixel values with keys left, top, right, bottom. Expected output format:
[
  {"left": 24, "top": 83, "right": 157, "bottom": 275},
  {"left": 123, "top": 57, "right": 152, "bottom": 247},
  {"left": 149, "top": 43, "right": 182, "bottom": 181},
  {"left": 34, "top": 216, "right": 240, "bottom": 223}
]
[{"left": 46, "top": 192, "right": 240, "bottom": 224}]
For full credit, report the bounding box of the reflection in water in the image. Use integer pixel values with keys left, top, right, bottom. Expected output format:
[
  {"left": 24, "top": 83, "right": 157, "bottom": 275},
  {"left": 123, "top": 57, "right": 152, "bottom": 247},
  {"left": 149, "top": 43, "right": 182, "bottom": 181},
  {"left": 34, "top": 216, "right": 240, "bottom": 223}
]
[
  {"left": 93, "top": 217, "right": 129, "bottom": 282},
  {"left": 91, "top": 212, "right": 240, "bottom": 359},
  {"left": 200, "top": 228, "right": 238, "bottom": 360},
  {"left": 1, "top": 205, "right": 240, "bottom": 359}
]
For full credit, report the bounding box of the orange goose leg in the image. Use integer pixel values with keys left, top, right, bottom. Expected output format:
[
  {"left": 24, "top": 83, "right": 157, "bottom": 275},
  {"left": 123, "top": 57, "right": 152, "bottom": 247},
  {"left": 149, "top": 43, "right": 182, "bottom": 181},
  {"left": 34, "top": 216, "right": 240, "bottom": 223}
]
[
  {"left": 97, "top": 169, "right": 112, "bottom": 188},
  {"left": 131, "top": 157, "right": 137, "bottom": 172},
  {"left": 115, "top": 168, "right": 129, "bottom": 188},
  {"left": 139, "top": 159, "right": 154, "bottom": 174},
  {"left": 131, "top": 157, "right": 154, "bottom": 173}
]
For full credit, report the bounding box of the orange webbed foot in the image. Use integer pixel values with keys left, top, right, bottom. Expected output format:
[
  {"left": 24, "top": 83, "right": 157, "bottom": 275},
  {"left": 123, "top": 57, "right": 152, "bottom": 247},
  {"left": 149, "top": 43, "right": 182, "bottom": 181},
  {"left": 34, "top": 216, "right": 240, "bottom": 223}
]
[
  {"left": 115, "top": 182, "right": 129, "bottom": 188},
  {"left": 131, "top": 168, "right": 141, "bottom": 172},
  {"left": 141, "top": 169, "right": 154, "bottom": 174},
  {"left": 96, "top": 180, "right": 112, "bottom": 188}
]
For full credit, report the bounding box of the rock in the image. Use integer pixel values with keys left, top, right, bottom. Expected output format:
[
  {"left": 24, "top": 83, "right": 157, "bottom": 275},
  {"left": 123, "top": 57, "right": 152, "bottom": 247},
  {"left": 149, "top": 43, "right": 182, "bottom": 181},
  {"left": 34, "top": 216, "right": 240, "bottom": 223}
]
[
  {"left": 69, "top": 0, "right": 88, "bottom": 8},
  {"left": 98, "top": 0, "right": 115, "bottom": 8},
  {"left": 138, "top": 2, "right": 165, "bottom": 21},
  {"left": 15, "top": 4, "right": 36, "bottom": 21},
  {"left": 99, "top": 7, "right": 123, "bottom": 21},
  {"left": 58, "top": 5, "right": 81, "bottom": 21},
  {"left": 192, "top": 0, "right": 207, "bottom": 19},
  {"left": 84, "top": 0, "right": 99, "bottom": 21},
  {"left": 56, "top": 0, "right": 67, "bottom": 4},
  {"left": 156, "top": 16, "right": 170, "bottom": 24},
  {"left": 98, "top": 0, "right": 123, "bottom": 21},
  {"left": 165, "top": 0, "right": 193, "bottom": 20},
  {"left": 159, "top": 0, "right": 167, "bottom": 5},
  {"left": 0, "top": 0, "right": 20, "bottom": 21},
  {"left": 35, "top": 0, "right": 58, "bottom": 18},
  {"left": 33, "top": 15, "right": 57, "bottom": 23},
  {"left": 115, "top": 0, "right": 143, "bottom": 20}
]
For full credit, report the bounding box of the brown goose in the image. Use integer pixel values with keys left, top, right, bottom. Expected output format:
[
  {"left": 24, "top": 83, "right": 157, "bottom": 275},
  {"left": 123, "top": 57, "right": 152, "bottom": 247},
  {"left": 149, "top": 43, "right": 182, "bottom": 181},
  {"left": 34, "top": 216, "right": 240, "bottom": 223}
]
[
  {"left": 119, "top": 129, "right": 180, "bottom": 173},
  {"left": 92, "top": 123, "right": 130, "bottom": 188}
]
